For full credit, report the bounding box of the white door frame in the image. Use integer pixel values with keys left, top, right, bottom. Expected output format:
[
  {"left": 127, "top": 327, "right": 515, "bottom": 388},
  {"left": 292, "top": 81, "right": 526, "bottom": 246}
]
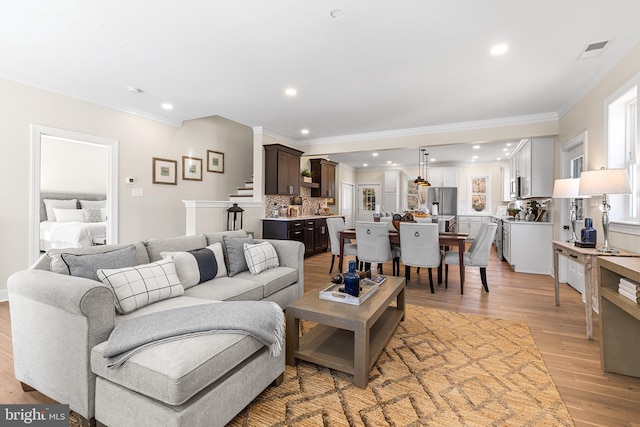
[
  {"left": 340, "top": 181, "right": 355, "bottom": 229},
  {"left": 30, "top": 125, "right": 119, "bottom": 264}
]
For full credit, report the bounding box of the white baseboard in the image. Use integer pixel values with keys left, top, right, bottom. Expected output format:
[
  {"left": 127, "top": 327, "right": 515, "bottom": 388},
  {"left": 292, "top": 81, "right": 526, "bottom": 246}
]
[{"left": 0, "top": 289, "right": 7, "bottom": 302}]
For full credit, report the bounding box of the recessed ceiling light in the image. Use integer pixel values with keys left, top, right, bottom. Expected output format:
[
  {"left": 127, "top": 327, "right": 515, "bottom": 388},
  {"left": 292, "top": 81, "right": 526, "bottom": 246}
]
[
  {"left": 330, "top": 9, "right": 344, "bottom": 19},
  {"left": 363, "top": 163, "right": 368, "bottom": 167},
  {"left": 372, "top": 153, "right": 379, "bottom": 157},
  {"left": 504, "top": 152, "right": 510, "bottom": 156},
  {"left": 497, "top": 157, "right": 501, "bottom": 161},
  {"left": 301, "top": 129, "right": 309, "bottom": 135},
  {"left": 386, "top": 160, "right": 392, "bottom": 164},
  {"left": 430, "top": 158, "right": 436, "bottom": 162},
  {"left": 473, "top": 145, "right": 481, "bottom": 149},
  {"left": 503, "top": 148, "right": 508, "bottom": 152},
  {"left": 490, "top": 43, "right": 509, "bottom": 56},
  {"left": 126, "top": 86, "right": 143, "bottom": 94},
  {"left": 472, "top": 155, "right": 479, "bottom": 159},
  {"left": 285, "top": 88, "right": 297, "bottom": 96},
  {"left": 506, "top": 143, "right": 512, "bottom": 147},
  {"left": 161, "top": 103, "right": 173, "bottom": 110}
]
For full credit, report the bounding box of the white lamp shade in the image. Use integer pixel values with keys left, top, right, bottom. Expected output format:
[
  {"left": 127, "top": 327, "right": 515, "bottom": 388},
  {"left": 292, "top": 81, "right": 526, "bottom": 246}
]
[
  {"left": 552, "top": 178, "right": 591, "bottom": 199},
  {"left": 579, "top": 168, "right": 631, "bottom": 195}
]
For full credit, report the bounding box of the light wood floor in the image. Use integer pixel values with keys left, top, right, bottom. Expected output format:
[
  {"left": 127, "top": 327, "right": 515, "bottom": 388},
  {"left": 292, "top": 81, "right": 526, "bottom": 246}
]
[{"left": 1, "top": 248, "right": 640, "bottom": 426}]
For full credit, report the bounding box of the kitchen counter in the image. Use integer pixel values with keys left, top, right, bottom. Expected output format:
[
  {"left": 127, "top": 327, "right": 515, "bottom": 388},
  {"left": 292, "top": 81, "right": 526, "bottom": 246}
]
[{"left": 493, "top": 215, "right": 551, "bottom": 224}]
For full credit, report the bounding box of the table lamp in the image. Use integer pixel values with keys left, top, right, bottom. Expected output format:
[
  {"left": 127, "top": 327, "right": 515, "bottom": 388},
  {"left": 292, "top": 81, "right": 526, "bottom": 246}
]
[
  {"left": 552, "top": 178, "right": 590, "bottom": 243},
  {"left": 578, "top": 168, "right": 631, "bottom": 253}
]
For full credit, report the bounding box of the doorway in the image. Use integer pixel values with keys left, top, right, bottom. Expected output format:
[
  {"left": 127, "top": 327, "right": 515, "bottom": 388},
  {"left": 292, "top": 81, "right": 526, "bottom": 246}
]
[
  {"left": 30, "top": 125, "right": 119, "bottom": 264},
  {"left": 341, "top": 181, "right": 355, "bottom": 228},
  {"left": 357, "top": 183, "right": 381, "bottom": 221}
]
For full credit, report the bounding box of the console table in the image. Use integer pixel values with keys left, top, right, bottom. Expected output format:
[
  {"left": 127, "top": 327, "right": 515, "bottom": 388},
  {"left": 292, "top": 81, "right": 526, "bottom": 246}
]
[
  {"left": 598, "top": 257, "right": 640, "bottom": 377},
  {"left": 552, "top": 241, "right": 638, "bottom": 339}
]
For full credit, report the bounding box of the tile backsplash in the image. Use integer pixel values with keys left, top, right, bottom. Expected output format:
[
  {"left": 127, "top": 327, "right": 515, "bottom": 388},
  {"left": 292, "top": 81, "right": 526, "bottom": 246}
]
[{"left": 264, "top": 186, "right": 333, "bottom": 217}]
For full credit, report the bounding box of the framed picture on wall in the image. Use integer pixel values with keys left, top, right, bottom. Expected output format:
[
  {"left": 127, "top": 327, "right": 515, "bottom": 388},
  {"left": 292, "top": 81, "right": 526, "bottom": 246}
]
[
  {"left": 182, "top": 156, "right": 203, "bottom": 181},
  {"left": 207, "top": 150, "right": 224, "bottom": 173},
  {"left": 152, "top": 157, "right": 177, "bottom": 185}
]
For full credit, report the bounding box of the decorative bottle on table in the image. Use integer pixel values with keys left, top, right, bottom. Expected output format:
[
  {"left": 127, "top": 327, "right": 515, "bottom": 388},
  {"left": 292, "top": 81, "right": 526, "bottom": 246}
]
[
  {"left": 581, "top": 218, "right": 597, "bottom": 245},
  {"left": 343, "top": 260, "right": 360, "bottom": 297}
]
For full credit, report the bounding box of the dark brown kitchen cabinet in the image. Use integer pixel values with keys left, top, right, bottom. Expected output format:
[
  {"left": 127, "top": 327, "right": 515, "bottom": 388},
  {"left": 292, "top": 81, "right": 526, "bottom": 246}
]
[
  {"left": 262, "top": 217, "right": 330, "bottom": 257},
  {"left": 310, "top": 158, "right": 337, "bottom": 198},
  {"left": 264, "top": 144, "right": 303, "bottom": 196}
]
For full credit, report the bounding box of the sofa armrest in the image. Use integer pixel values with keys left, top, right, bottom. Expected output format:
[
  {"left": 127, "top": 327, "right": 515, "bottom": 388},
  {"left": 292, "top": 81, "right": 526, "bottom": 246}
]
[{"left": 7, "top": 270, "right": 115, "bottom": 419}]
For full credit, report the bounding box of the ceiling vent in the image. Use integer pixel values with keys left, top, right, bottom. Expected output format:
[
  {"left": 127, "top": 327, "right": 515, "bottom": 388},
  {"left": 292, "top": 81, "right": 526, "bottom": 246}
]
[{"left": 577, "top": 40, "right": 610, "bottom": 59}]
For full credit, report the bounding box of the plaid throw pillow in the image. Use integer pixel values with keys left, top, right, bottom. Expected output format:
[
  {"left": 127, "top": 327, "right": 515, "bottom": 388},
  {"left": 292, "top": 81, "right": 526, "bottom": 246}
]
[
  {"left": 97, "top": 258, "right": 184, "bottom": 314},
  {"left": 243, "top": 242, "right": 279, "bottom": 275}
]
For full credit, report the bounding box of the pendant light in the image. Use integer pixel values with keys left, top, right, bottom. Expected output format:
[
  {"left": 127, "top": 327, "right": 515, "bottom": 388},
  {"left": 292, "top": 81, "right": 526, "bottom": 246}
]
[
  {"left": 419, "top": 150, "right": 431, "bottom": 187},
  {"left": 413, "top": 147, "right": 426, "bottom": 186}
]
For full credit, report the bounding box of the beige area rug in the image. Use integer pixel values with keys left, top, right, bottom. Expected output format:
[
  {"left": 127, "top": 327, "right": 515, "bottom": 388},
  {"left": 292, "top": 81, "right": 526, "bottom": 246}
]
[{"left": 229, "top": 305, "right": 574, "bottom": 426}]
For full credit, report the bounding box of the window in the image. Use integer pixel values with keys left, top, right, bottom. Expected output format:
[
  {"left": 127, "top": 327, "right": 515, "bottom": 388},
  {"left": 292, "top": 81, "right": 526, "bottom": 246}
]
[
  {"left": 606, "top": 76, "right": 639, "bottom": 230},
  {"left": 468, "top": 175, "right": 491, "bottom": 213}
]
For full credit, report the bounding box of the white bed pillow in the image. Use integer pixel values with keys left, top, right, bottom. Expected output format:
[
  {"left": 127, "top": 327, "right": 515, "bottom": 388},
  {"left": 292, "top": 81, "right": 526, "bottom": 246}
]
[
  {"left": 53, "top": 208, "right": 85, "bottom": 223},
  {"left": 80, "top": 199, "right": 106, "bottom": 209},
  {"left": 83, "top": 208, "right": 107, "bottom": 222},
  {"left": 43, "top": 199, "right": 77, "bottom": 221}
]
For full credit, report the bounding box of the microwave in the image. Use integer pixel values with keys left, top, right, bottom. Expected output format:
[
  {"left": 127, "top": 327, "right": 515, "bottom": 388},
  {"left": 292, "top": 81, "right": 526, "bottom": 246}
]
[{"left": 510, "top": 176, "right": 522, "bottom": 199}]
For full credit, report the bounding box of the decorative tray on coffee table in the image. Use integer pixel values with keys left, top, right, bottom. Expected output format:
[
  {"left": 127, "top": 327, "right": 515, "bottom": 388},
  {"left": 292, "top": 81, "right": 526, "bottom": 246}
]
[{"left": 319, "top": 281, "right": 380, "bottom": 305}]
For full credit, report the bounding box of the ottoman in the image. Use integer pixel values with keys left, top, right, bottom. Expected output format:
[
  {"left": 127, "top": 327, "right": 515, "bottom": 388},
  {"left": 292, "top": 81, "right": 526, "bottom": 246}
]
[{"left": 91, "top": 332, "right": 284, "bottom": 427}]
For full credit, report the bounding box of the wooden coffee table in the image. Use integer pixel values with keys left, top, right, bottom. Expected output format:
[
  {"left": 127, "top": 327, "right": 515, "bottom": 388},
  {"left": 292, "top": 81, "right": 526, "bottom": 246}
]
[{"left": 285, "top": 276, "right": 406, "bottom": 388}]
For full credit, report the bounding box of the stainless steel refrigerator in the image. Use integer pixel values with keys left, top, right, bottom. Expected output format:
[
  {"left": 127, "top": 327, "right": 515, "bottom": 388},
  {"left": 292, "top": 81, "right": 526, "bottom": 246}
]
[{"left": 427, "top": 187, "right": 457, "bottom": 216}]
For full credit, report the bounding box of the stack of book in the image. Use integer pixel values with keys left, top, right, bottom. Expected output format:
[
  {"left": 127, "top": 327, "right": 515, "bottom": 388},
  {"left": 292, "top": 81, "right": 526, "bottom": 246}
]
[{"left": 618, "top": 277, "right": 640, "bottom": 303}]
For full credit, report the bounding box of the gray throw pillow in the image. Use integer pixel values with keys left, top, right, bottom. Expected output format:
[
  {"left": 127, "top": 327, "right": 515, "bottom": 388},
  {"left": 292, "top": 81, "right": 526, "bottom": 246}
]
[
  {"left": 60, "top": 245, "right": 137, "bottom": 281},
  {"left": 222, "top": 235, "right": 254, "bottom": 277}
]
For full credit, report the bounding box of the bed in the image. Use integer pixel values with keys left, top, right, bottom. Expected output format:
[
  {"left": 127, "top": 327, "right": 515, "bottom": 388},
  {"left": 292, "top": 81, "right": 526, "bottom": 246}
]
[{"left": 39, "top": 192, "right": 107, "bottom": 251}]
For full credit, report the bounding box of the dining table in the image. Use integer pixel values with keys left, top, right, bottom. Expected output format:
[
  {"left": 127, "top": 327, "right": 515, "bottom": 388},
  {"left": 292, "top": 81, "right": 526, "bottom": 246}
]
[{"left": 338, "top": 229, "right": 469, "bottom": 291}]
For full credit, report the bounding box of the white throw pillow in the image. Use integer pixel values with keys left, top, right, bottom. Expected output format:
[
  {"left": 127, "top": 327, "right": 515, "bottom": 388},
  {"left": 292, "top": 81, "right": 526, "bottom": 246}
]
[
  {"left": 43, "top": 199, "right": 77, "bottom": 221},
  {"left": 80, "top": 199, "right": 106, "bottom": 209},
  {"left": 53, "top": 208, "right": 85, "bottom": 223},
  {"left": 159, "top": 242, "right": 227, "bottom": 288},
  {"left": 97, "top": 257, "right": 184, "bottom": 315},
  {"left": 244, "top": 241, "right": 279, "bottom": 275},
  {"left": 83, "top": 208, "right": 107, "bottom": 222}
]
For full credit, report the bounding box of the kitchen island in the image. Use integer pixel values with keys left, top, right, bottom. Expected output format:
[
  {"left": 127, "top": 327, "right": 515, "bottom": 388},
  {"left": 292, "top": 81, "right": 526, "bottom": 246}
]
[{"left": 501, "top": 218, "right": 552, "bottom": 275}]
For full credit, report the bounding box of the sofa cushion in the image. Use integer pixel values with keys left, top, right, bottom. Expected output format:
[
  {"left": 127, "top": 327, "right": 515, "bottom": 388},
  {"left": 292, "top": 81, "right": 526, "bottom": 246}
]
[
  {"left": 97, "top": 258, "right": 184, "bottom": 314},
  {"left": 91, "top": 328, "right": 264, "bottom": 405},
  {"left": 234, "top": 267, "right": 298, "bottom": 298},
  {"left": 60, "top": 245, "right": 137, "bottom": 281},
  {"left": 205, "top": 230, "right": 247, "bottom": 246},
  {"left": 244, "top": 241, "right": 279, "bottom": 275},
  {"left": 48, "top": 243, "right": 150, "bottom": 274},
  {"left": 222, "top": 235, "right": 254, "bottom": 277},
  {"left": 183, "top": 276, "right": 263, "bottom": 301},
  {"left": 160, "top": 243, "right": 227, "bottom": 289},
  {"left": 144, "top": 234, "right": 208, "bottom": 262}
]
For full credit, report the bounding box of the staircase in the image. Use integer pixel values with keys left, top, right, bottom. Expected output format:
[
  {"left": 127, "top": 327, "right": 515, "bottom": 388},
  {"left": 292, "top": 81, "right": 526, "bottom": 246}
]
[{"left": 229, "top": 180, "right": 253, "bottom": 200}]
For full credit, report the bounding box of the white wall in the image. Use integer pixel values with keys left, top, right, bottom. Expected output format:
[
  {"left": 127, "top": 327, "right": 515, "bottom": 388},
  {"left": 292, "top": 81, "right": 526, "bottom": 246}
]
[
  {"left": 40, "top": 136, "right": 108, "bottom": 193},
  {"left": 557, "top": 42, "right": 640, "bottom": 252},
  {"left": 0, "top": 78, "right": 253, "bottom": 290}
]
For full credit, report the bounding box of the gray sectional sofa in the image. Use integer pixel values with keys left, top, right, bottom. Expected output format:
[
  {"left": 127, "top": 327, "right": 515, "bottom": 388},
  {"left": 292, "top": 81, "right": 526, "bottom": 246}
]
[{"left": 7, "top": 230, "right": 304, "bottom": 427}]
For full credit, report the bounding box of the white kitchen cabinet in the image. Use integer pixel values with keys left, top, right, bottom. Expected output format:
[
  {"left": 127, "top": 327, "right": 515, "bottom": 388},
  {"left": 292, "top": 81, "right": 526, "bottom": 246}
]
[
  {"left": 502, "top": 221, "right": 552, "bottom": 275},
  {"left": 427, "top": 167, "right": 458, "bottom": 187},
  {"left": 457, "top": 215, "right": 491, "bottom": 240},
  {"left": 509, "top": 137, "right": 553, "bottom": 199}
]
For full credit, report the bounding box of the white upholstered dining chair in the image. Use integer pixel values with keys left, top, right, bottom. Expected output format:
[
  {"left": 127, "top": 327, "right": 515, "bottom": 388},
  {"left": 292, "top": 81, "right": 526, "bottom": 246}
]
[
  {"left": 326, "top": 217, "right": 358, "bottom": 273},
  {"left": 355, "top": 221, "right": 400, "bottom": 275},
  {"left": 399, "top": 222, "right": 441, "bottom": 293},
  {"left": 444, "top": 222, "right": 497, "bottom": 293}
]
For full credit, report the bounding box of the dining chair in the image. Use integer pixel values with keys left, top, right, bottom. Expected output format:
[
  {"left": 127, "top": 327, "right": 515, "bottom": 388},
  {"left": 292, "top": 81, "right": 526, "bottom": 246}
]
[
  {"left": 354, "top": 221, "right": 400, "bottom": 275},
  {"left": 444, "top": 222, "right": 497, "bottom": 293},
  {"left": 326, "top": 217, "right": 358, "bottom": 273},
  {"left": 399, "top": 222, "right": 441, "bottom": 293}
]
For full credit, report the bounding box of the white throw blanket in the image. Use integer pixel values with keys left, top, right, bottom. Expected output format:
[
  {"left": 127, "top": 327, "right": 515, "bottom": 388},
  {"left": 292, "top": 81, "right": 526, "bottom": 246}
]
[{"left": 103, "top": 301, "right": 285, "bottom": 368}]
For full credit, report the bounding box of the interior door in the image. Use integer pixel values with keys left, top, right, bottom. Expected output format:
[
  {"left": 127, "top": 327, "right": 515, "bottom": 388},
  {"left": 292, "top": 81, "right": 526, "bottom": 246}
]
[
  {"left": 341, "top": 182, "right": 355, "bottom": 228},
  {"left": 357, "top": 183, "right": 380, "bottom": 221}
]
